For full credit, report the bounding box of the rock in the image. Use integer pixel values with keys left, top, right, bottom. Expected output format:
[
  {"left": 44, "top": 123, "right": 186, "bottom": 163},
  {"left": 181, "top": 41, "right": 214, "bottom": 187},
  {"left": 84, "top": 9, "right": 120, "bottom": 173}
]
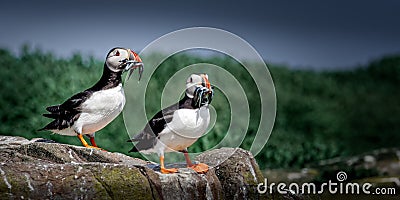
[
  {"left": 0, "top": 136, "right": 265, "bottom": 199},
  {"left": 316, "top": 148, "right": 400, "bottom": 181},
  {"left": 330, "top": 148, "right": 399, "bottom": 174},
  {"left": 263, "top": 147, "right": 400, "bottom": 199},
  {"left": 263, "top": 168, "right": 319, "bottom": 184},
  {"left": 197, "top": 148, "right": 265, "bottom": 199}
]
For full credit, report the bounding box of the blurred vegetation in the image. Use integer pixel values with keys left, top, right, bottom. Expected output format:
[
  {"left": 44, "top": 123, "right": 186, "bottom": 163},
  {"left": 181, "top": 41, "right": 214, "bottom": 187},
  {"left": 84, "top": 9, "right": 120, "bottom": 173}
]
[{"left": 0, "top": 46, "right": 399, "bottom": 169}]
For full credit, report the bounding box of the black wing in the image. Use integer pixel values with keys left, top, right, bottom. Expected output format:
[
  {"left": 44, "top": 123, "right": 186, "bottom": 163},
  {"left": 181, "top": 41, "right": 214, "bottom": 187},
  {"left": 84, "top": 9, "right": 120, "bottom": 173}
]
[
  {"left": 39, "top": 90, "right": 93, "bottom": 131},
  {"left": 128, "top": 101, "right": 179, "bottom": 152},
  {"left": 128, "top": 96, "right": 195, "bottom": 152}
]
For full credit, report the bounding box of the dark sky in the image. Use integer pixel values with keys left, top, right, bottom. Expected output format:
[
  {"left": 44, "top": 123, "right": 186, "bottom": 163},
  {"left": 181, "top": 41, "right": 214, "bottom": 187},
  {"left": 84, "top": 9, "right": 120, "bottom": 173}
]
[{"left": 0, "top": 0, "right": 399, "bottom": 69}]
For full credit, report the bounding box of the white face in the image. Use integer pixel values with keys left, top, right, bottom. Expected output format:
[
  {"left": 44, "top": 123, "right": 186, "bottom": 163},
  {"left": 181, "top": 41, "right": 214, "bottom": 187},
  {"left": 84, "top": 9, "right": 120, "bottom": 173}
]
[
  {"left": 105, "top": 48, "right": 131, "bottom": 72},
  {"left": 186, "top": 74, "right": 210, "bottom": 98}
]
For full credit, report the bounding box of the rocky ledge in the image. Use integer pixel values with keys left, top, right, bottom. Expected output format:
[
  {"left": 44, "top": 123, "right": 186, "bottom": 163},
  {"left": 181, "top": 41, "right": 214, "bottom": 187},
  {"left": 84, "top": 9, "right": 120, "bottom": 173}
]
[{"left": 0, "top": 136, "right": 265, "bottom": 199}]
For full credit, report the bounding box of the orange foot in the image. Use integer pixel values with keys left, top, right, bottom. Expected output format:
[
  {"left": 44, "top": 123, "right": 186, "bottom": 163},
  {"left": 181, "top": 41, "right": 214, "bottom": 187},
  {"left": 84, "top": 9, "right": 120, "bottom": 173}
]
[
  {"left": 188, "top": 163, "right": 209, "bottom": 174},
  {"left": 161, "top": 167, "right": 178, "bottom": 174},
  {"left": 77, "top": 134, "right": 106, "bottom": 151},
  {"left": 84, "top": 145, "right": 106, "bottom": 151}
]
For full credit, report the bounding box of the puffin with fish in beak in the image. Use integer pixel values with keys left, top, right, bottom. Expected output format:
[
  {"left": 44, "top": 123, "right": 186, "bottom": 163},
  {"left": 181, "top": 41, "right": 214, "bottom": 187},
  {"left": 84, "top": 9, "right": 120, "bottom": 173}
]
[
  {"left": 128, "top": 73, "right": 213, "bottom": 174},
  {"left": 39, "top": 47, "right": 143, "bottom": 150}
]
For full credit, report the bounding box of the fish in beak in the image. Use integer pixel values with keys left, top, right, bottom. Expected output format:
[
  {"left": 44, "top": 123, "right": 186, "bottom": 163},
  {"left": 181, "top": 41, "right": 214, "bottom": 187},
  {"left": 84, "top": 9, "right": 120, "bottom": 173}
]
[
  {"left": 193, "top": 74, "right": 214, "bottom": 107},
  {"left": 125, "top": 49, "right": 144, "bottom": 81}
]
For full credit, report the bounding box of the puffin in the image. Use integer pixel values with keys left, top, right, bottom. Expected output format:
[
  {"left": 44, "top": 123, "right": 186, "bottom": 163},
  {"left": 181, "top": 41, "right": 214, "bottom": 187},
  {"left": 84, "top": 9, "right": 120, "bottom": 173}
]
[
  {"left": 128, "top": 73, "right": 213, "bottom": 174},
  {"left": 39, "top": 47, "right": 143, "bottom": 150}
]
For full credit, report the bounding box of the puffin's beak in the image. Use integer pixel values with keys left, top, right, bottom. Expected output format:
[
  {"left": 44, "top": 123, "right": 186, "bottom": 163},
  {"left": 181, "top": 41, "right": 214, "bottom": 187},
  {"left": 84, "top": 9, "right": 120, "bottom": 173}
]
[
  {"left": 125, "top": 49, "right": 144, "bottom": 81},
  {"left": 201, "top": 74, "right": 212, "bottom": 91}
]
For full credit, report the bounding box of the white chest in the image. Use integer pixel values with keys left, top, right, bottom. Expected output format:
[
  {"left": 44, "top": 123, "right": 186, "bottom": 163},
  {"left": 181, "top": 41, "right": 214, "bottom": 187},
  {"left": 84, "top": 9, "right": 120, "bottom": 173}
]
[
  {"left": 159, "top": 107, "right": 210, "bottom": 151},
  {"left": 76, "top": 84, "right": 126, "bottom": 134},
  {"left": 169, "top": 107, "right": 210, "bottom": 135}
]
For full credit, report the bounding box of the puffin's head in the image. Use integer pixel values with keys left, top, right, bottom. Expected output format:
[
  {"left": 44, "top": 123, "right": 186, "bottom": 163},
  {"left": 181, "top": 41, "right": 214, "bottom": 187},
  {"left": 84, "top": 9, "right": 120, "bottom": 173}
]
[
  {"left": 186, "top": 73, "right": 213, "bottom": 107},
  {"left": 105, "top": 47, "right": 144, "bottom": 80}
]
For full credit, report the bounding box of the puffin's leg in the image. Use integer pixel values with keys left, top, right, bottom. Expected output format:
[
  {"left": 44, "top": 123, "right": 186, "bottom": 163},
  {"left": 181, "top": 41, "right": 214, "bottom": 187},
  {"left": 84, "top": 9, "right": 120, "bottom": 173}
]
[
  {"left": 88, "top": 133, "right": 98, "bottom": 147},
  {"left": 181, "top": 149, "right": 194, "bottom": 167},
  {"left": 77, "top": 134, "right": 102, "bottom": 150},
  {"left": 160, "top": 153, "right": 178, "bottom": 174},
  {"left": 180, "top": 149, "right": 209, "bottom": 174}
]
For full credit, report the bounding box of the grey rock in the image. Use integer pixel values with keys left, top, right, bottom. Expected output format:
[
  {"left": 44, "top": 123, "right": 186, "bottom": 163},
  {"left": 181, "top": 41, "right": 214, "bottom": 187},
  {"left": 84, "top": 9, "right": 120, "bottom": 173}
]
[
  {"left": 0, "top": 136, "right": 266, "bottom": 200},
  {"left": 197, "top": 148, "right": 265, "bottom": 200}
]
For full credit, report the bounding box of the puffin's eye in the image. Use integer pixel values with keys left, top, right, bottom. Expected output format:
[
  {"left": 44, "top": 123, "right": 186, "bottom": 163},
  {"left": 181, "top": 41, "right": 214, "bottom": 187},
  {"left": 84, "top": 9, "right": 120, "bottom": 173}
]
[{"left": 115, "top": 50, "right": 120, "bottom": 56}]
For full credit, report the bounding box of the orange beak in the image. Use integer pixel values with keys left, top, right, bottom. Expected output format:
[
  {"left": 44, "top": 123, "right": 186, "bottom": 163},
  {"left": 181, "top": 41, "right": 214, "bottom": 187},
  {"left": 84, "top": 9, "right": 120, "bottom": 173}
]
[
  {"left": 128, "top": 49, "right": 142, "bottom": 63},
  {"left": 201, "top": 74, "right": 211, "bottom": 90},
  {"left": 126, "top": 49, "right": 144, "bottom": 81}
]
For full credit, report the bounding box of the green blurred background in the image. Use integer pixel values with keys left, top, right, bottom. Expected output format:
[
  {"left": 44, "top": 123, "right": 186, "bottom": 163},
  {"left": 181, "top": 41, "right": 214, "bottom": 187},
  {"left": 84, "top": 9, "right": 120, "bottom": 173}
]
[{"left": 1, "top": 46, "right": 399, "bottom": 170}]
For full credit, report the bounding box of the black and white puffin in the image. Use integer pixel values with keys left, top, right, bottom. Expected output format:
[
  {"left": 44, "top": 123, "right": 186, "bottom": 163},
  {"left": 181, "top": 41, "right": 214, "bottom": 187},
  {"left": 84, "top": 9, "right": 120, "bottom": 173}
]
[
  {"left": 128, "top": 73, "right": 213, "bottom": 174},
  {"left": 39, "top": 47, "right": 143, "bottom": 150}
]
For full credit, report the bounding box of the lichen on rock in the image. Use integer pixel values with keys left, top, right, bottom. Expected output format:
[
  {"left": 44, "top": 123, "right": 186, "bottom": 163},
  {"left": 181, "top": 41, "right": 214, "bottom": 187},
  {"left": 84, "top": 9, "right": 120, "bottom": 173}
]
[{"left": 0, "top": 136, "right": 266, "bottom": 199}]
